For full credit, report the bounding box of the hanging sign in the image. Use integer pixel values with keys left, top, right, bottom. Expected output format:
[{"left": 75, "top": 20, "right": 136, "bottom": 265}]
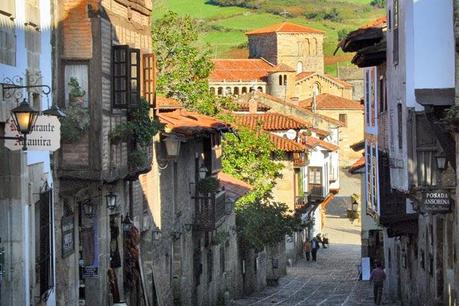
[
  {"left": 423, "top": 190, "right": 451, "bottom": 213},
  {"left": 4, "top": 115, "right": 61, "bottom": 151},
  {"left": 61, "top": 215, "right": 75, "bottom": 258}
]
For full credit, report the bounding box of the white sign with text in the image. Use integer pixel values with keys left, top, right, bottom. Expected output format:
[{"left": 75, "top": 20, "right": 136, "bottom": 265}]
[{"left": 4, "top": 115, "right": 61, "bottom": 151}]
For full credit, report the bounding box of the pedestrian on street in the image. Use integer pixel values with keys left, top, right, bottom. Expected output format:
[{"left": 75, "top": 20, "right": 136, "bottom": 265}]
[
  {"left": 370, "top": 262, "right": 386, "bottom": 305},
  {"left": 303, "top": 239, "right": 312, "bottom": 261},
  {"left": 316, "top": 234, "right": 327, "bottom": 249},
  {"left": 311, "top": 237, "right": 320, "bottom": 261}
]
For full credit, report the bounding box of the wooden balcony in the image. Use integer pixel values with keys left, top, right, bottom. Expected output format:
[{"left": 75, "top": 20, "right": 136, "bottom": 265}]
[
  {"left": 293, "top": 152, "right": 306, "bottom": 168},
  {"left": 194, "top": 191, "right": 226, "bottom": 231},
  {"left": 294, "top": 196, "right": 306, "bottom": 211}
]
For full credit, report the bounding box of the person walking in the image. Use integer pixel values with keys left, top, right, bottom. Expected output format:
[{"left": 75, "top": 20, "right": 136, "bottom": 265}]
[
  {"left": 303, "top": 239, "right": 312, "bottom": 261},
  {"left": 370, "top": 262, "right": 386, "bottom": 305},
  {"left": 311, "top": 237, "right": 320, "bottom": 261},
  {"left": 316, "top": 234, "right": 327, "bottom": 249}
]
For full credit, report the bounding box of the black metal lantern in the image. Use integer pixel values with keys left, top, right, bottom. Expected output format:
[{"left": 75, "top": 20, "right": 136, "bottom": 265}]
[
  {"left": 199, "top": 165, "right": 208, "bottom": 180},
  {"left": 435, "top": 152, "right": 447, "bottom": 171},
  {"left": 184, "top": 223, "right": 193, "bottom": 232},
  {"left": 11, "top": 98, "right": 39, "bottom": 135},
  {"left": 105, "top": 191, "right": 117, "bottom": 210},
  {"left": 82, "top": 200, "right": 95, "bottom": 218},
  {"left": 42, "top": 104, "right": 66, "bottom": 118},
  {"left": 152, "top": 227, "right": 162, "bottom": 241}
]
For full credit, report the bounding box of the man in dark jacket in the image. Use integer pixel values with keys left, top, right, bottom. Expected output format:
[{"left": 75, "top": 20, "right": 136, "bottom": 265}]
[
  {"left": 311, "top": 237, "right": 320, "bottom": 261},
  {"left": 370, "top": 262, "right": 386, "bottom": 305}
]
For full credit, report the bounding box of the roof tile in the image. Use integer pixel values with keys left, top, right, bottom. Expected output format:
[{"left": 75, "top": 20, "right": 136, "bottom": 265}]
[
  {"left": 246, "top": 22, "right": 325, "bottom": 35},
  {"left": 233, "top": 112, "right": 311, "bottom": 131},
  {"left": 299, "top": 93, "right": 364, "bottom": 110},
  {"left": 349, "top": 155, "right": 365, "bottom": 173},
  {"left": 217, "top": 172, "right": 252, "bottom": 200},
  {"left": 210, "top": 59, "right": 274, "bottom": 82},
  {"left": 302, "top": 135, "right": 339, "bottom": 152}
]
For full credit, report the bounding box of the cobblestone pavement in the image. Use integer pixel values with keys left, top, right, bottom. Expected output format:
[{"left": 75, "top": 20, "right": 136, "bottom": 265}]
[{"left": 232, "top": 215, "right": 400, "bottom": 306}]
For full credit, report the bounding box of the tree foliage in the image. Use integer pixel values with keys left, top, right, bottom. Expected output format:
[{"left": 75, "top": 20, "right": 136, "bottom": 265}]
[
  {"left": 222, "top": 126, "right": 283, "bottom": 199},
  {"left": 235, "top": 199, "right": 301, "bottom": 251},
  {"left": 152, "top": 11, "right": 218, "bottom": 115}
]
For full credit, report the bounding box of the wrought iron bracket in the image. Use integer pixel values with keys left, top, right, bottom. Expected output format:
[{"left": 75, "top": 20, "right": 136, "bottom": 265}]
[{"left": 1, "top": 73, "right": 51, "bottom": 100}]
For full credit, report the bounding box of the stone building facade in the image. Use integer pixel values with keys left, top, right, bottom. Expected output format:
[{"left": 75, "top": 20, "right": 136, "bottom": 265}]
[
  {"left": 0, "top": 0, "right": 56, "bottom": 305},
  {"left": 53, "top": 0, "right": 158, "bottom": 305},
  {"left": 209, "top": 22, "right": 353, "bottom": 102}
]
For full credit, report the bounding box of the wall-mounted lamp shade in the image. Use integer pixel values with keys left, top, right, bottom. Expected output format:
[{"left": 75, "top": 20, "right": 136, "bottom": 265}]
[
  {"left": 82, "top": 200, "right": 95, "bottom": 218},
  {"left": 43, "top": 104, "right": 66, "bottom": 118},
  {"left": 106, "top": 191, "right": 117, "bottom": 210},
  {"left": 435, "top": 153, "right": 447, "bottom": 171},
  {"left": 184, "top": 224, "right": 193, "bottom": 232},
  {"left": 199, "top": 165, "right": 208, "bottom": 180},
  {"left": 11, "top": 99, "right": 39, "bottom": 134},
  {"left": 152, "top": 228, "right": 162, "bottom": 241},
  {"left": 164, "top": 136, "right": 181, "bottom": 158}
]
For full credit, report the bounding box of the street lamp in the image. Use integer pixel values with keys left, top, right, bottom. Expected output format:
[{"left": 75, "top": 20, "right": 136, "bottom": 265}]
[
  {"left": 164, "top": 135, "right": 181, "bottom": 158},
  {"left": 82, "top": 200, "right": 95, "bottom": 218},
  {"left": 199, "top": 165, "right": 208, "bottom": 179},
  {"left": 105, "top": 191, "right": 117, "bottom": 210},
  {"left": 42, "top": 103, "right": 66, "bottom": 118},
  {"left": 435, "top": 152, "right": 447, "bottom": 171},
  {"left": 1, "top": 99, "right": 39, "bottom": 150}
]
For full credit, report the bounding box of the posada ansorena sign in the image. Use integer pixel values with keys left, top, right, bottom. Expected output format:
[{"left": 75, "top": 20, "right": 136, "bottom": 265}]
[{"left": 423, "top": 190, "right": 452, "bottom": 213}]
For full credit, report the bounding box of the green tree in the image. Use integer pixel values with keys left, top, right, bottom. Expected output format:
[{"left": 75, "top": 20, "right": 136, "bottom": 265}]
[
  {"left": 222, "top": 126, "right": 283, "bottom": 199},
  {"left": 152, "top": 11, "right": 217, "bottom": 115}
]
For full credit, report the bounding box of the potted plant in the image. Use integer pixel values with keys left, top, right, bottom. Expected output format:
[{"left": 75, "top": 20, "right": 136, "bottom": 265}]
[
  {"left": 68, "top": 77, "right": 86, "bottom": 106},
  {"left": 196, "top": 176, "right": 220, "bottom": 194},
  {"left": 60, "top": 105, "right": 90, "bottom": 143}
]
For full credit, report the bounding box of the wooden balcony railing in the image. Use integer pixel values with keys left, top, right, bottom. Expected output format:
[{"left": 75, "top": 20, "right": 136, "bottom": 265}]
[
  {"left": 293, "top": 152, "right": 306, "bottom": 168},
  {"left": 194, "top": 191, "right": 226, "bottom": 231}
]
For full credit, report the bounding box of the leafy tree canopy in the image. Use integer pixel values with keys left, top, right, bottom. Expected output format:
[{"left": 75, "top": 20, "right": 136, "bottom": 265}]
[{"left": 152, "top": 11, "right": 219, "bottom": 115}]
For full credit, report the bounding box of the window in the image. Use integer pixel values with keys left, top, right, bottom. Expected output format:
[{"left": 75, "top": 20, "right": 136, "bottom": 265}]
[
  {"left": 308, "top": 167, "right": 323, "bottom": 196},
  {"left": 142, "top": 53, "right": 156, "bottom": 106},
  {"left": 283, "top": 75, "right": 287, "bottom": 86},
  {"left": 207, "top": 249, "right": 213, "bottom": 283},
  {"left": 279, "top": 75, "right": 283, "bottom": 86},
  {"left": 112, "top": 45, "right": 140, "bottom": 108},
  {"left": 365, "top": 70, "right": 370, "bottom": 125},
  {"left": 397, "top": 103, "right": 403, "bottom": 150},
  {"left": 379, "top": 76, "right": 385, "bottom": 113},
  {"left": 339, "top": 114, "right": 347, "bottom": 126},
  {"left": 297, "top": 61, "right": 303, "bottom": 73},
  {"left": 388, "top": 10, "right": 392, "bottom": 30},
  {"left": 64, "top": 64, "right": 89, "bottom": 108},
  {"left": 37, "top": 189, "right": 54, "bottom": 297},
  {"left": 393, "top": 0, "right": 399, "bottom": 65},
  {"left": 220, "top": 245, "right": 225, "bottom": 273}
]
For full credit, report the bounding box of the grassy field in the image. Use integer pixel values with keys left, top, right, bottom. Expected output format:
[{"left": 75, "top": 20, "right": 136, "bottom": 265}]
[{"left": 152, "top": 0, "right": 384, "bottom": 75}]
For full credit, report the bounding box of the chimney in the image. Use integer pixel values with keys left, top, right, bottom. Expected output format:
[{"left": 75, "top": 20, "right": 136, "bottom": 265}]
[{"left": 248, "top": 93, "right": 258, "bottom": 113}]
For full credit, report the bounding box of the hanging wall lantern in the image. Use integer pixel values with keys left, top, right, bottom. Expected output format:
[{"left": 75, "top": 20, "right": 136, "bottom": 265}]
[
  {"left": 105, "top": 191, "right": 118, "bottom": 210},
  {"left": 82, "top": 200, "right": 95, "bottom": 218}
]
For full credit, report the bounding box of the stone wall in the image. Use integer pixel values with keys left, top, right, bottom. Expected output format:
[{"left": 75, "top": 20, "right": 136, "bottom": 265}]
[
  {"left": 337, "top": 65, "right": 364, "bottom": 101},
  {"left": 295, "top": 74, "right": 353, "bottom": 101},
  {"left": 272, "top": 160, "right": 295, "bottom": 212},
  {"left": 277, "top": 33, "right": 324, "bottom": 74},
  {"left": 248, "top": 33, "right": 278, "bottom": 64}
]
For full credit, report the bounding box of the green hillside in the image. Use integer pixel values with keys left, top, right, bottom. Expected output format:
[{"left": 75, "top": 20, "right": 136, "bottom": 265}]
[{"left": 152, "top": 0, "right": 384, "bottom": 75}]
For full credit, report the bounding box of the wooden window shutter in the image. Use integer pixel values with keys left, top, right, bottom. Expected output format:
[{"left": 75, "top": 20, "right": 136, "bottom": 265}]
[
  {"left": 38, "top": 189, "right": 53, "bottom": 296},
  {"left": 128, "top": 48, "right": 140, "bottom": 107},
  {"left": 142, "top": 53, "right": 156, "bottom": 107},
  {"left": 113, "top": 45, "right": 129, "bottom": 108}
]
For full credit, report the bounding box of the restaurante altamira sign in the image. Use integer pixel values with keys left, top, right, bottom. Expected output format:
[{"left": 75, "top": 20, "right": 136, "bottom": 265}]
[{"left": 4, "top": 115, "right": 61, "bottom": 151}]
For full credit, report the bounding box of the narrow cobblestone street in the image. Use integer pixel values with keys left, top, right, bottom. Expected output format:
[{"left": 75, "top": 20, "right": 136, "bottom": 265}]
[{"left": 232, "top": 213, "right": 400, "bottom": 306}]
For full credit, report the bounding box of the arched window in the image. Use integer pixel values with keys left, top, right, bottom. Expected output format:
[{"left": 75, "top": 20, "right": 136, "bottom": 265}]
[
  {"left": 234, "top": 87, "right": 240, "bottom": 96},
  {"left": 283, "top": 75, "right": 287, "bottom": 86},
  {"left": 279, "top": 75, "right": 283, "bottom": 86},
  {"left": 217, "top": 87, "right": 223, "bottom": 95},
  {"left": 210, "top": 87, "right": 216, "bottom": 95},
  {"left": 305, "top": 38, "right": 310, "bottom": 55},
  {"left": 297, "top": 62, "right": 303, "bottom": 73},
  {"left": 225, "top": 87, "right": 232, "bottom": 96},
  {"left": 241, "top": 87, "right": 247, "bottom": 94},
  {"left": 311, "top": 38, "right": 317, "bottom": 55},
  {"left": 257, "top": 86, "right": 263, "bottom": 93}
]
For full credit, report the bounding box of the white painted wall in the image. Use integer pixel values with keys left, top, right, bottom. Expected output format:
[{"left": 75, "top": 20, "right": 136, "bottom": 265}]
[{"left": 413, "top": 0, "right": 454, "bottom": 90}]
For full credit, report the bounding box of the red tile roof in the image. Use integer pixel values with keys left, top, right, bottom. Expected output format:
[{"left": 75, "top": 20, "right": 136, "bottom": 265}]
[
  {"left": 360, "top": 16, "right": 387, "bottom": 29},
  {"left": 233, "top": 113, "right": 311, "bottom": 131},
  {"left": 299, "top": 93, "right": 364, "bottom": 110},
  {"left": 269, "top": 133, "right": 307, "bottom": 152},
  {"left": 309, "top": 127, "right": 329, "bottom": 137},
  {"left": 246, "top": 22, "right": 325, "bottom": 35},
  {"left": 158, "top": 110, "right": 230, "bottom": 137},
  {"left": 217, "top": 172, "right": 252, "bottom": 200},
  {"left": 295, "top": 72, "right": 353, "bottom": 89},
  {"left": 349, "top": 155, "right": 365, "bottom": 174},
  {"left": 156, "top": 96, "right": 182, "bottom": 110},
  {"left": 231, "top": 101, "right": 271, "bottom": 112},
  {"left": 270, "top": 63, "right": 296, "bottom": 72},
  {"left": 254, "top": 92, "right": 345, "bottom": 127},
  {"left": 302, "top": 135, "right": 339, "bottom": 152},
  {"left": 210, "top": 59, "right": 274, "bottom": 82}
]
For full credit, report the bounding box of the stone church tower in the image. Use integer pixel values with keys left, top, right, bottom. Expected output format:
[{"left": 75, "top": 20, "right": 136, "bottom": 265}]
[{"left": 246, "top": 22, "right": 325, "bottom": 74}]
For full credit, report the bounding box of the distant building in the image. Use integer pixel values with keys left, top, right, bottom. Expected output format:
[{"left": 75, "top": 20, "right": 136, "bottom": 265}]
[{"left": 209, "top": 22, "right": 353, "bottom": 102}]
